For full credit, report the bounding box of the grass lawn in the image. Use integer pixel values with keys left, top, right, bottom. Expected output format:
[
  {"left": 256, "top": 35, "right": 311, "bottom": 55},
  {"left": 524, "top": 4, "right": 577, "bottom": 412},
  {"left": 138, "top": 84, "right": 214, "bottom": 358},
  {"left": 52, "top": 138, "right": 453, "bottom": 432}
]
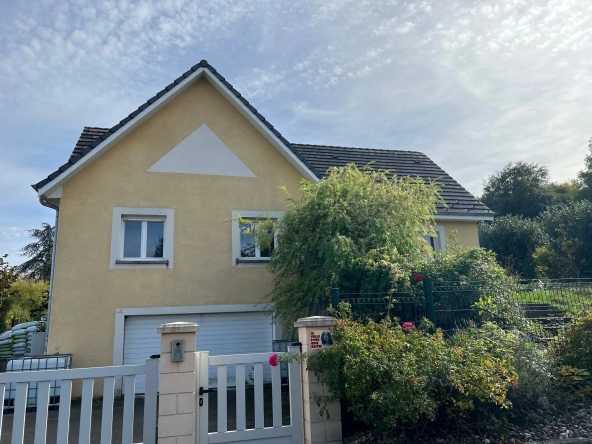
[{"left": 511, "top": 285, "right": 592, "bottom": 315}]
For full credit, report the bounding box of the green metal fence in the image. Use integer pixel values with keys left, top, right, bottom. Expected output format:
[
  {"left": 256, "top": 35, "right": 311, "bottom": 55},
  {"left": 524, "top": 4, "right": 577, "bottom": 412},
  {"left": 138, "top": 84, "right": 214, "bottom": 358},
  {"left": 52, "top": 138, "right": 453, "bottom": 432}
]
[
  {"left": 329, "top": 278, "right": 592, "bottom": 336},
  {"left": 334, "top": 290, "right": 426, "bottom": 323}
]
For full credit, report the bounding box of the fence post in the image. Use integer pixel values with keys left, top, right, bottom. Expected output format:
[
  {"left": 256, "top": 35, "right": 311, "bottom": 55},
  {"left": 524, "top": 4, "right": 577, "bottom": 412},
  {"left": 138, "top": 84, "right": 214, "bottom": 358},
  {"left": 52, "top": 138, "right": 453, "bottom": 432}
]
[
  {"left": 143, "top": 357, "right": 159, "bottom": 444},
  {"left": 288, "top": 345, "right": 304, "bottom": 444},
  {"left": 156, "top": 322, "right": 199, "bottom": 444},
  {"left": 295, "top": 316, "right": 342, "bottom": 444},
  {"left": 423, "top": 277, "right": 436, "bottom": 325},
  {"left": 330, "top": 288, "right": 340, "bottom": 309}
]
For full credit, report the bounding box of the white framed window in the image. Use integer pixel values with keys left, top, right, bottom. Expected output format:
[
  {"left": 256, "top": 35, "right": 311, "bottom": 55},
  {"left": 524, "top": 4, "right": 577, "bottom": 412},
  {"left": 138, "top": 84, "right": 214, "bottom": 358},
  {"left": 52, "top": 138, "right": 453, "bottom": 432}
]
[
  {"left": 232, "top": 210, "right": 283, "bottom": 267},
  {"left": 111, "top": 208, "right": 174, "bottom": 269},
  {"left": 239, "top": 222, "right": 277, "bottom": 259},
  {"left": 423, "top": 225, "right": 445, "bottom": 252}
]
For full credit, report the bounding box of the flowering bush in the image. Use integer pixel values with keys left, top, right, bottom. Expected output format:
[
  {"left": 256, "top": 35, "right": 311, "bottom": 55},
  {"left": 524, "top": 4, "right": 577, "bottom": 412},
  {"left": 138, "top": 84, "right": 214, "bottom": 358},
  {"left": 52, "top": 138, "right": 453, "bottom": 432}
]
[
  {"left": 401, "top": 322, "right": 414, "bottom": 333},
  {"left": 306, "top": 304, "right": 518, "bottom": 433}
]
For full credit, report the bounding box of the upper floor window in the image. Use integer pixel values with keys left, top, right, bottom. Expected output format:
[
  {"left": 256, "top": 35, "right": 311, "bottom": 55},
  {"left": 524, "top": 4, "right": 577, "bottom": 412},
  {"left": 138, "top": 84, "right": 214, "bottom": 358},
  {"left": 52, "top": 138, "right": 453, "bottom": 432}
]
[
  {"left": 232, "top": 210, "right": 283, "bottom": 267},
  {"left": 240, "top": 222, "right": 276, "bottom": 259},
  {"left": 111, "top": 208, "right": 174, "bottom": 269},
  {"left": 122, "top": 218, "right": 165, "bottom": 259}
]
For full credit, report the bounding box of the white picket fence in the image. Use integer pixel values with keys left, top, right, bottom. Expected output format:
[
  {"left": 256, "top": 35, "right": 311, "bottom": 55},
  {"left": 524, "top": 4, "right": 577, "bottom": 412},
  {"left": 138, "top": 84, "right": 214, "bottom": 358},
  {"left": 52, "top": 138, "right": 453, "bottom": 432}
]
[
  {"left": 197, "top": 346, "right": 303, "bottom": 444},
  {"left": 0, "top": 358, "right": 158, "bottom": 444}
]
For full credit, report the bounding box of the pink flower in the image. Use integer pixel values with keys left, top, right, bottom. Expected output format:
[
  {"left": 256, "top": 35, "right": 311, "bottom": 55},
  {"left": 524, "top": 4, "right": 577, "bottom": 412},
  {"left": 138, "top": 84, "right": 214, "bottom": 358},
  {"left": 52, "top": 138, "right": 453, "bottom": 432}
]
[
  {"left": 413, "top": 274, "right": 423, "bottom": 282},
  {"left": 269, "top": 353, "right": 279, "bottom": 367},
  {"left": 402, "top": 322, "right": 415, "bottom": 333}
]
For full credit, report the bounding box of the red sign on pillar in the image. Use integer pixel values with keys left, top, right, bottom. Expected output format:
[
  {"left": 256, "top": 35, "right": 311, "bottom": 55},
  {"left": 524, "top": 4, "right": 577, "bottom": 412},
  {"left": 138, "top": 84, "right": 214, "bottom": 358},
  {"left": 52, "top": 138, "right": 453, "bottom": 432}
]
[{"left": 310, "top": 330, "right": 333, "bottom": 349}]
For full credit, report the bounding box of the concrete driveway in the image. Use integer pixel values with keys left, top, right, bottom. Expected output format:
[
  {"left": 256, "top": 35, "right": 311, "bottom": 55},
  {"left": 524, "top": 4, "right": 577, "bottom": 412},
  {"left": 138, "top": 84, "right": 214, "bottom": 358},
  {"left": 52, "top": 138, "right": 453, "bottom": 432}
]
[{"left": 0, "top": 398, "right": 146, "bottom": 444}]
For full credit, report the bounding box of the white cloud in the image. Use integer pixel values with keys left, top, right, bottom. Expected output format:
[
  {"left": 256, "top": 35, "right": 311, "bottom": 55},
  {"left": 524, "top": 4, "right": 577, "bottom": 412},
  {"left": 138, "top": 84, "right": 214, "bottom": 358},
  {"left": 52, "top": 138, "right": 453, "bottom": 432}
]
[
  {"left": 0, "top": 226, "right": 29, "bottom": 265},
  {"left": 0, "top": 0, "right": 591, "bottom": 234},
  {"left": 0, "top": 160, "right": 46, "bottom": 208},
  {"left": 396, "top": 22, "right": 415, "bottom": 34}
]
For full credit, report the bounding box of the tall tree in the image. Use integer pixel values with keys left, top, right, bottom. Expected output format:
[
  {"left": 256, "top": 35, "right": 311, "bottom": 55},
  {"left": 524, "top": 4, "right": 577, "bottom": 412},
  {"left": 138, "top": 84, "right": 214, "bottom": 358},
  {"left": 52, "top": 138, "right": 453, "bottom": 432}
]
[
  {"left": 258, "top": 164, "right": 442, "bottom": 328},
  {"left": 578, "top": 138, "right": 592, "bottom": 201},
  {"left": 1, "top": 281, "right": 48, "bottom": 329},
  {"left": 481, "top": 162, "right": 552, "bottom": 218},
  {"left": 548, "top": 180, "right": 580, "bottom": 206},
  {"left": 18, "top": 223, "right": 54, "bottom": 282}
]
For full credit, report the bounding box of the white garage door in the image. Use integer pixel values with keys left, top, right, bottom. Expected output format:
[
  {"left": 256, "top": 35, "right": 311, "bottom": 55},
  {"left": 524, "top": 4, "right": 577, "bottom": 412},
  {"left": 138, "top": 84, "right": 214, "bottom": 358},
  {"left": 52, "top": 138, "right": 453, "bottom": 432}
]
[{"left": 123, "top": 311, "right": 274, "bottom": 393}]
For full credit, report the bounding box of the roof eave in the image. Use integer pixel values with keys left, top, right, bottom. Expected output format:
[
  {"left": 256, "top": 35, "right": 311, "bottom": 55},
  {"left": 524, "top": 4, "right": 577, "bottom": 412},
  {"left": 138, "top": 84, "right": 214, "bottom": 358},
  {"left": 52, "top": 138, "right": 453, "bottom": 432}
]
[{"left": 435, "top": 213, "right": 494, "bottom": 222}]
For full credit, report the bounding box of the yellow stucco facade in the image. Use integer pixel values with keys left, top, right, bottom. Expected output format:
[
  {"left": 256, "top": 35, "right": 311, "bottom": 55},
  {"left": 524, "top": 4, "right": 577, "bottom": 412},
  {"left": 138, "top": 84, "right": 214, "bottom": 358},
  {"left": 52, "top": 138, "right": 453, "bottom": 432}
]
[
  {"left": 47, "top": 77, "right": 483, "bottom": 375},
  {"left": 437, "top": 220, "right": 480, "bottom": 250},
  {"left": 49, "top": 79, "right": 303, "bottom": 369}
]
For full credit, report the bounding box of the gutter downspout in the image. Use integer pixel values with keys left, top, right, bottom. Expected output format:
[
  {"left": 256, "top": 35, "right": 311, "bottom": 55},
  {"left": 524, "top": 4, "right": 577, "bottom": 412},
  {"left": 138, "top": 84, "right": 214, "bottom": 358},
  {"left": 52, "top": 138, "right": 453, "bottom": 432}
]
[{"left": 39, "top": 196, "right": 59, "bottom": 354}]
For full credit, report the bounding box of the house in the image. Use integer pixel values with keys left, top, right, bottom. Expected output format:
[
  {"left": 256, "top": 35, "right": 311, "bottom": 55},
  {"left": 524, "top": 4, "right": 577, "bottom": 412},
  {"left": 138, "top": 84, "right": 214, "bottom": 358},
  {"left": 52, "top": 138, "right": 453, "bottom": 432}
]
[{"left": 33, "top": 60, "right": 493, "bottom": 390}]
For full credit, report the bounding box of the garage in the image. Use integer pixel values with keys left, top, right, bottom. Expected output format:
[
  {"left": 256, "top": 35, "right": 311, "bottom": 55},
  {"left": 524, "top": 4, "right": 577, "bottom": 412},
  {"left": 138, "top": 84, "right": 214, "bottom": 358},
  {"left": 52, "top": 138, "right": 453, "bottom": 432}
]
[{"left": 122, "top": 310, "right": 274, "bottom": 393}]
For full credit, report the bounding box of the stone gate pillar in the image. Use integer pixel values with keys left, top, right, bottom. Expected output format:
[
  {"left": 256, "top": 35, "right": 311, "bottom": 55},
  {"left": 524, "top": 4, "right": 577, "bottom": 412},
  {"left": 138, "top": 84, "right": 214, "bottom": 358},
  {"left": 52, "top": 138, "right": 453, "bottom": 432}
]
[
  {"left": 157, "top": 322, "right": 199, "bottom": 444},
  {"left": 295, "top": 316, "right": 343, "bottom": 444}
]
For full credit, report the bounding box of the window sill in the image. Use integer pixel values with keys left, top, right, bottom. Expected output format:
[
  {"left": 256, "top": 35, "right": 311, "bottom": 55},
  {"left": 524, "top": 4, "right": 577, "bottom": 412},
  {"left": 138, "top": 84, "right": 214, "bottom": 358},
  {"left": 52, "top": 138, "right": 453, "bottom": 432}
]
[
  {"left": 235, "top": 258, "right": 270, "bottom": 265},
  {"left": 116, "top": 259, "right": 169, "bottom": 266}
]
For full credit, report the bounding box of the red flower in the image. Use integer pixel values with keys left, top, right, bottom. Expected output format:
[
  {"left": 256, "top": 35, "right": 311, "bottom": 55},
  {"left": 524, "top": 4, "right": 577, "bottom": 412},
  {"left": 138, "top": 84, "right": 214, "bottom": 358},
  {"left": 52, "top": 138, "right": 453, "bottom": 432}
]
[
  {"left": 413, "top": 274, "right": 423, "bottom": 282},
  {"left": 269, "top": 353, "right": 279, "bottom": 367},
  {"left": 407, "top": 265, "right": 412, "bottom": 269},
  {"left": 402, "top": 322, "right": 415, "bottom": 333}
]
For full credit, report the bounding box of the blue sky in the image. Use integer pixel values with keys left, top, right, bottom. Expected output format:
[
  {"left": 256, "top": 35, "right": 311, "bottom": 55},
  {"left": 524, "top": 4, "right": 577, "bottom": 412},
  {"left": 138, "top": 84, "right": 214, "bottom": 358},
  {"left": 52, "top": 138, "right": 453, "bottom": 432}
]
[{"left": 1, "top": 0, "right": 591, "bottom": 264}]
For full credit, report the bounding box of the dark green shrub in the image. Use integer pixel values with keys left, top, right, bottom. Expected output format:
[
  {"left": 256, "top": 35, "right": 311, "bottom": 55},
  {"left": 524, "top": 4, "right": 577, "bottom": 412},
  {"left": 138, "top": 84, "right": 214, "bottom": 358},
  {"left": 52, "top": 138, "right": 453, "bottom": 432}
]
[
  {"left": 534, "top": 201, "right": 592, "bottom": 278},
  {"left": 420, "top": 248, "right": 518, "bottom": 329},
  {"left": 307, "top": 307, "right": 518, "bottom": 433},
  {"left": 551, "top": 311, "right": 592, "bottom": 373},
  {"left": 478, "top": 215, "right": 547, "bottom": 279}
]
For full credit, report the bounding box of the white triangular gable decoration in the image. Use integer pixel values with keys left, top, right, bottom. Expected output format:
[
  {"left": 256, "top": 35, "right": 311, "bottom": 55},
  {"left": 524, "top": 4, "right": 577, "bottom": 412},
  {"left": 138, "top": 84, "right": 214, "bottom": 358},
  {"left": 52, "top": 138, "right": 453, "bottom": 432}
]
[{"left": 148, "top": 124, "right": 256, "bottom": 177}]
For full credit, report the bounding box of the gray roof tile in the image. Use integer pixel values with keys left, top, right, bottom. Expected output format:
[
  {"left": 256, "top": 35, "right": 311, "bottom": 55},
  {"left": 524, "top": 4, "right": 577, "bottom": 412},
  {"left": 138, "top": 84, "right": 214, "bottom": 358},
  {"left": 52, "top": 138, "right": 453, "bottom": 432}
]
[{"left": 291, "top": 144, "right": 492, "bottom": 216}]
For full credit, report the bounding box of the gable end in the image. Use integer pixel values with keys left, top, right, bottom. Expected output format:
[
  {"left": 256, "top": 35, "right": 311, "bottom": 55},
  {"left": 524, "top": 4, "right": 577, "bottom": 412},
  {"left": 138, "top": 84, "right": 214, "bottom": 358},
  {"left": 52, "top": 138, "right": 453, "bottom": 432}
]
[{"left": 33, "top": 60, "right": 318, "bottom": 196}]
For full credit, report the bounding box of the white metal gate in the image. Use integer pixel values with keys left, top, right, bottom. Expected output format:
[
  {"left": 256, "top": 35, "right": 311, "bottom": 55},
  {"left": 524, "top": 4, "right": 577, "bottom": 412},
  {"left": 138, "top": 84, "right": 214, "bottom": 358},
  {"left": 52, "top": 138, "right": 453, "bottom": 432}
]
[
  {"left": 196, "top": 346, "right": 303, "bottom": 444},
  {"left": 0, "top": 358, "right": 159, "bottom": 444}
]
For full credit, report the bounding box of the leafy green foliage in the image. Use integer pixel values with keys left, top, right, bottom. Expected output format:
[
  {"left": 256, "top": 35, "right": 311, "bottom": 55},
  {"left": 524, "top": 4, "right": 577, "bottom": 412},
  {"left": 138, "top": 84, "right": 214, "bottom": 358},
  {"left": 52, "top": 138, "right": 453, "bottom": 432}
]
[
  {"left": 0, "top": 256, "right": 46, "bottom": 329},
  {"left": 503, "top": 340, "right": 552, "bottom": 414},
  {"left": 262, "top": 164, "right": 442, "bottom": 329},
  {"left": 17, "top": 223, "right": 54, "bottom": 282},
  {"left": 548, "top": 180, "right": 581, "bottom": 206},
  {"left": 420, "top": 248, "right": 516, "bottom": 329},
  {"left": 549, "top": 312, "right": 592, "bottom": 398},
  {"left": 533, "top": 201, "right": 592, "bottom": 278},
  {"left": 551, "top": 311, "right": 592, "bottom": 375},
  {"left": 306, "top": 308, "right": 518, "bottom": 433},
  {"left": 0, "top": 255, "right": 19, "bottom": 304},
  {"left": 481, "top": 162, "right": 553, "bottom": 218},
  {"left": 578, "top": 138, "right": 592, "bottom": 201},
  {"left": 0, "top": 280, "right": 49, "bottom": 329},
  {"left": 478, "top": 215, "right": 547, "bottom": 279}
]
